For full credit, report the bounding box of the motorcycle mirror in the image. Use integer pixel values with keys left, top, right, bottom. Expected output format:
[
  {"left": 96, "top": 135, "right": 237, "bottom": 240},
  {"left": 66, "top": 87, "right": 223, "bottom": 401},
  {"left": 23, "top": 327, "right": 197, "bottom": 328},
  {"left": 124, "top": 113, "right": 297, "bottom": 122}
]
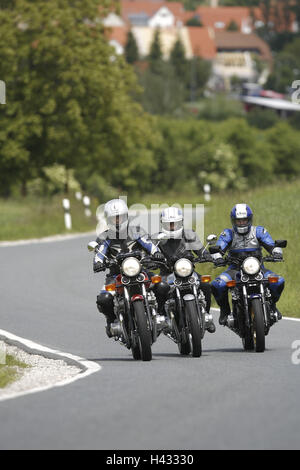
[
  {"left": 206, "top": 234, "right": 217, "bottom": 245},
  {"left": 87, "top": 241, "right": 99, "bottom": 253},
  {"left": 275, "top": 240, "right": 287, "bottom": 248},
  {"left": 157, "top": 233, "right": 167, "bottom": 240}
]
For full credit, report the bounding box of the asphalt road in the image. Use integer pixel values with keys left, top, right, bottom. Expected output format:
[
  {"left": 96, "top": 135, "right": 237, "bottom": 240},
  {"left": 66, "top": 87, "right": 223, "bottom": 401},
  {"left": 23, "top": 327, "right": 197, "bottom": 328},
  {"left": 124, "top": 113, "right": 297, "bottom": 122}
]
[{"left": 0, "top": 235, "right": 299, "bottom": 450}]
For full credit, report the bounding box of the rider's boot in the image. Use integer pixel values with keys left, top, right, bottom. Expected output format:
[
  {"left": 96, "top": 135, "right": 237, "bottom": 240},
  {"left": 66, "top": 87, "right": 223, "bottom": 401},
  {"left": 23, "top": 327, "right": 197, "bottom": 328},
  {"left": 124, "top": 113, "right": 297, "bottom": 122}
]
[
  {"left": 96, "top": 293, "right": 116, "bottom": 338},
  {"left": 206, "top": 314, "right": 216, "bottom": 333},
  {"left": 219, "top": 301, "right": 231, "bottom": 326}
]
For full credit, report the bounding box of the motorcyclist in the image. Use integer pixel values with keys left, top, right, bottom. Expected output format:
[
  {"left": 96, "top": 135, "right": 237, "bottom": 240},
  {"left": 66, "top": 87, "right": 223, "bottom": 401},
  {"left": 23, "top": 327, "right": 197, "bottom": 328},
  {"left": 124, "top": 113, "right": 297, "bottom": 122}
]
[
  {"left": 211, "top": 204, "right": 285, "bottom": 326},
  {"left": 93, "top": 199, "right": 164, "bottom": 337},
  {"left": 152, "top": 206, "right": 216, "bottom": 334}
]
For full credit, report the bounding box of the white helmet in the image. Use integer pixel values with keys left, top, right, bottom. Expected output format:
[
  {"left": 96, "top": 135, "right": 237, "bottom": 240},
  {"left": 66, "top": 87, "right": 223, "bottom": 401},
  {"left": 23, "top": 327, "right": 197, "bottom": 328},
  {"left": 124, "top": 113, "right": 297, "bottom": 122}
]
[
  {"left": 104, "top": 199, "right": 128, "bottom": 234},
  {"left": 161, "top": 207, "right": 183, "bottom": 239}
]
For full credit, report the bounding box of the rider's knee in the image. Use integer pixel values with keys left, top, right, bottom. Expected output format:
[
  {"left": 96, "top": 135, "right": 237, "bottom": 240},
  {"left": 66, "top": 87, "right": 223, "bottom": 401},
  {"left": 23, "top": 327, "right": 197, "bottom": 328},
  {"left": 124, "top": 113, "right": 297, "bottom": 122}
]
[
  {"left": 153, "top": 281, "right": 170, "bottom": 299},
  {"left": 96, "top": 291, "right": 114, "bottom": 312}
]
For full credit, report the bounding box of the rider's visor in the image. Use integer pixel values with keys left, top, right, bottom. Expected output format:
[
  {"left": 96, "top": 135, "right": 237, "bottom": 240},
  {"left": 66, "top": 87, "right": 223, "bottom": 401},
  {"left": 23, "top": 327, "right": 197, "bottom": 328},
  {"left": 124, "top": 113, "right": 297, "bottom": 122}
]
[
  {"left": 107, "top": 214, "right": 128, "bottom": 228},
  {"left": 162, "top": 221, "right": 183, "bottom": 232},
  {"left": 235, "top": 218, "right": 248, "bottom": 227}
]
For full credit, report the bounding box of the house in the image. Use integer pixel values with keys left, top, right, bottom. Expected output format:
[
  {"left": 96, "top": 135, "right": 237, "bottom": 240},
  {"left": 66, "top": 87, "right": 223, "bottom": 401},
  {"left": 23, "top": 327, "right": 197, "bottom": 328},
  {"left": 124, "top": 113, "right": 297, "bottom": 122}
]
[
  {"left": 120, "top": 1, "right": 186, "bottom": 28},
  {"left": 187, "top": 27, "right": 217, "bottom": 60},
  {"left": 131, "top": 26, "right": 193, "bottom": 59},
  {"left": 213, "top": 31, "right": 272, "bottom": 83},
  {"left": 107, "top": 26, "right": 129, "bottom": 55}
]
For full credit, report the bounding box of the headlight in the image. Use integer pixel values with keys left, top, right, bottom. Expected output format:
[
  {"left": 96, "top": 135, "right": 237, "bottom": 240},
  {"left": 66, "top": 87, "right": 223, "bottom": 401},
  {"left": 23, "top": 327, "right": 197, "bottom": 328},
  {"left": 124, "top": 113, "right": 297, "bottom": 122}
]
[
  {"left": 242, "top": 257, "right": 260, "bottom": 275},
  {"left": 174, "top": 258, "right": 193, "bottom": 277},
  {"left": 122, "top": 257, "right": 141, "bottom": 277}
]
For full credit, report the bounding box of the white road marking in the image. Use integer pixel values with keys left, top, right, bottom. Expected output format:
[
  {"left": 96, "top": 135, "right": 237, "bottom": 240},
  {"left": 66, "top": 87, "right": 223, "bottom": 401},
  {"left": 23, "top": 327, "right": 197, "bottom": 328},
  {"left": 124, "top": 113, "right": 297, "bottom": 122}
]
[
  {"left": 0, "top": 231, "right": 95, "bottom": 248},
  {"left": 0, "top": 328, "right": 101, "bottom": 403}
]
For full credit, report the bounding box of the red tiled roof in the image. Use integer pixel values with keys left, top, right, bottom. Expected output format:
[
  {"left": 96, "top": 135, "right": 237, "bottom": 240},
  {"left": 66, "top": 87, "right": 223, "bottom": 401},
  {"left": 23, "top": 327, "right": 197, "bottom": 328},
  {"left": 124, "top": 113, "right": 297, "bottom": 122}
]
[
  {"left": 187, "top": 27, "right": 216, "bottom": 60},
  {"left": 194, "top": 6, "right": 252, "bottom": 31},
  {"left": 105, "top": 26, "right": 130, "bottom": 46},
  {"left": 214, "top": 31, "right": 272, "bottom": 62},
  {"left": 252, "top": 4, "right": 296, "bottom": 32}
]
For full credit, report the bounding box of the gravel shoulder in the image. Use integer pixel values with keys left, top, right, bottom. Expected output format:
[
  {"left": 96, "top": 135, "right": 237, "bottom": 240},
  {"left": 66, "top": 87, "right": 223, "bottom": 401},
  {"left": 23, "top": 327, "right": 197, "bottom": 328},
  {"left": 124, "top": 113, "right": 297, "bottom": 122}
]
[{"left": 0, "top": 344, "right": 81, "bottom": 402}]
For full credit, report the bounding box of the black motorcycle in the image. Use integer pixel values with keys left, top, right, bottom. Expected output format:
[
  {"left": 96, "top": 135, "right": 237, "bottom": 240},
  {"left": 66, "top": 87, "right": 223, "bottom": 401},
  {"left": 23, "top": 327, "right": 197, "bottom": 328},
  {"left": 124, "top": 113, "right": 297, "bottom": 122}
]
[
  {"left": 210, "top": 240, "right": 287, "bottom": 353},
  {"left": 154, "top": 255, "right": 214, "bottom": 358},
  {"left": 89, "top": 243, "right": 161, "bottom": 361}
]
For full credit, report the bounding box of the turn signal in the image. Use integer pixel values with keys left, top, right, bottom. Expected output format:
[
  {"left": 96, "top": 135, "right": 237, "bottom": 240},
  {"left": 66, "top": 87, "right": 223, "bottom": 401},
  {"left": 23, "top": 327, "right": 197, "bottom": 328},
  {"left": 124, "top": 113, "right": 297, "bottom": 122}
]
[
  {"left": 151, "top": 275, "right": 162, "bottom": 284},
  {"left": 105, "top": 283, "right": 116, "bottom": 292},
  {"left": 268, "top": 276, "right": 279, "bottom": 284},
  {"left": 227, "top": 280, "right": 237, "bottom": 288},
  {"left": 201, "top": 275, "right": 211, "bottom": 283}
]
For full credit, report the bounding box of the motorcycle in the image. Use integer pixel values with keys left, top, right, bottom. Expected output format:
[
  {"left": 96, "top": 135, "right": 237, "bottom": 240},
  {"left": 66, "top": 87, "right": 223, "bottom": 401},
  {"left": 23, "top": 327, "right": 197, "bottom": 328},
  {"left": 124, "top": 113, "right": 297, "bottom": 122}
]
[
  {"left": 152, "top": 236, "right": 216, "bottom": 357},
  {"left": 88, "top": 242, "right": 162, "bottom": 362},
  {"left": 210, "top": 240, "right": 287, "bottom": 353}
]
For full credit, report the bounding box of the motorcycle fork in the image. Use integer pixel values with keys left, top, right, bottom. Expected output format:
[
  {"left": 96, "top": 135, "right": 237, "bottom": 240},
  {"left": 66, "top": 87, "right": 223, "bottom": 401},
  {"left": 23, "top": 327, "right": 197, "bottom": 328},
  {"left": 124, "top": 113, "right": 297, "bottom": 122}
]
[
  {"left": 193, "top": 284, "right": 204, "bottom": 330},
  {"left": 242, "top": 285, "right": 250, "bottom": 328},
  {"left": 175, "top": 286, "right": 185, "bottom": 331},
  {"left": 142, "top": 283, "right": 152, "bottom": 325},
  {"left": 123, "top": 286, "right": 134, "bottom": 333},
  {"left": 260, "top": 283, "right": 269, "bottom": 328}
]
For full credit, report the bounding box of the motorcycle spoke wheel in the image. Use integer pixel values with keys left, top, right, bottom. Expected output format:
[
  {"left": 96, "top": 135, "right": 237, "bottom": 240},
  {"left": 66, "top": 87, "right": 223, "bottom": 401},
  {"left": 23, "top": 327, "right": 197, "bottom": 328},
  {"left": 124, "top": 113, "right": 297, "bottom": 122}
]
[
  {"left": 132, "top": 301, "right": 152, "bottom": 362},
  {"left": 185, "top": 302, "right": 202, "bottom": 358}
]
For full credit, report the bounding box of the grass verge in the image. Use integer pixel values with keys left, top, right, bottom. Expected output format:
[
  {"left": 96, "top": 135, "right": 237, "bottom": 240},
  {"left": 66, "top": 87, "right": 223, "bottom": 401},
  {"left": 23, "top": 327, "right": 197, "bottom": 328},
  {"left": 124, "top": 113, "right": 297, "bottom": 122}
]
[
  {"left": 0, "top": 194, "right": 98, "bottom": 241},
  {"left": 0, "top": 354, "right": 29, "bottom": 389},
  {"left": 140, "top": 179, "right": 300, "bottom": 318}
]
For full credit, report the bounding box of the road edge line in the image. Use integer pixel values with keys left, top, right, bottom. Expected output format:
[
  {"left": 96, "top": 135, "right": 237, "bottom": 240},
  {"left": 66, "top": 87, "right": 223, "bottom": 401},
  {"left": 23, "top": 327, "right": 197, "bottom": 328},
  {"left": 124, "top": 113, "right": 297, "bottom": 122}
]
[{"left": 0, "top": 231, "right": 96, "bottom": 248}]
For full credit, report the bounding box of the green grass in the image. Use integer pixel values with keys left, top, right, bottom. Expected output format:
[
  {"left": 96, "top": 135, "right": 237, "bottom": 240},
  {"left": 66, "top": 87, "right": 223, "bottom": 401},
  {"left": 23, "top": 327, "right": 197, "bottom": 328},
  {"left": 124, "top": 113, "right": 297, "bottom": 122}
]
[
  {"left": 0, "top": 354, "right": 29, "bottom": 389},
  {"left": 0, "top": 194, "right": 98, "bottom": 241},
  {"left": 140, "top": 179, "right": 300, "bottom": 318}
]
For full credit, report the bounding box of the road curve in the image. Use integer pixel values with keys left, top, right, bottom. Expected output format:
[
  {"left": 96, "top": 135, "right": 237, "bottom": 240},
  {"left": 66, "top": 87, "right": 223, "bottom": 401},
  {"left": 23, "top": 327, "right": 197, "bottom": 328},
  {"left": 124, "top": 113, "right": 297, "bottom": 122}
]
[{"left": 0, "top": 235, "right": 299, "bottom": 450}]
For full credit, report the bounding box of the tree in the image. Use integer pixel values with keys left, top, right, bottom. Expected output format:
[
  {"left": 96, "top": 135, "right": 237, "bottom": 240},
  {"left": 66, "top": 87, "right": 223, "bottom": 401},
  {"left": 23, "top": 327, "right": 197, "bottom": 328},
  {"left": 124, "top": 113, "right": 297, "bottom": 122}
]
[
  {"left": 0, "top": 0, "right": 157, "bottom": 196},
  {"left": 227, "top": 20, "right": 239, "bottom": 32},
  {"left": 149, "top": 29, "right": 163, "bottom": 74},
  {"left": 125, "top": 30, "right": 139, "bottom": 64},
  {"left": 170, "top": 38, "right": 188, "bottom": 83},
  {"left": 186, "top": 16, "right": 203, "bottom": 27},
  {"left": 265, "top": 37, "right": 300, "bottom": 92}
]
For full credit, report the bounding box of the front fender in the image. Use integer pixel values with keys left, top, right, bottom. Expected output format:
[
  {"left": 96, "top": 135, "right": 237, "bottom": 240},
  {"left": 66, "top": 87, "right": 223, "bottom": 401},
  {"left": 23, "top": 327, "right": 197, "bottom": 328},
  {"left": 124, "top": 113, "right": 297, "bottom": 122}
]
[
  {"left": 131, "top": 294, "right": 144, "bottom": 302},
  {"left": 183, "top": 294, "right": 195, "bottom": 302}
]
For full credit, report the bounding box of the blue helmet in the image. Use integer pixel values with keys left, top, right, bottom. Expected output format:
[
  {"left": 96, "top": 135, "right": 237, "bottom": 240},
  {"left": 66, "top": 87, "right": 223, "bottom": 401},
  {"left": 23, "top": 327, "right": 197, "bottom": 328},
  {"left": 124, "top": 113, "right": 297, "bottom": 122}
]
[{"left": 231, "top": 204, "right": 253, "bottom": 235}]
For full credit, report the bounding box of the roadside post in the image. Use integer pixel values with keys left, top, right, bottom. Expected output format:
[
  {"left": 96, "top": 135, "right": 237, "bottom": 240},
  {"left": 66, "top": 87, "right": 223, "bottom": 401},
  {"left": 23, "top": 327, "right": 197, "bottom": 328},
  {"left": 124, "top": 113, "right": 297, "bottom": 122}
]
[
  {"left": 0, "top": 341, "right": 6, "bottom": 365},
  {"left": 203, "top": 184, "right": 211, "bottom": 202},
  {"left": 62, "top": 198, "right": 72, "bottom": 230},
  {"left": 83, "top": 196, "right": 92, "bottom": 217}
]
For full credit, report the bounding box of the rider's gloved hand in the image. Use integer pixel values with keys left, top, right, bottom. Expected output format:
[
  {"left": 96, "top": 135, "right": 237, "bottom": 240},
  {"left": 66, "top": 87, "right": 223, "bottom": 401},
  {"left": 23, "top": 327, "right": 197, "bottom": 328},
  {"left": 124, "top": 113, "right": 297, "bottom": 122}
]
[
  {"left": 214, "top": 257, "right": 226, "bottom": 267},
  {"left": 183, "top": 252, "right": 195, "bottom": 262},
  {"left": 93, "top": 261, "right": 105, "bottom": 273},
  {"left": 202, "top": 252, "right": 213, "bottom": 262},
  {"left": 272, "top": 248, "right": 283, "bottom": 260},
  {"left": 153, "top": 251, "right": 165, "bottom": 261}
]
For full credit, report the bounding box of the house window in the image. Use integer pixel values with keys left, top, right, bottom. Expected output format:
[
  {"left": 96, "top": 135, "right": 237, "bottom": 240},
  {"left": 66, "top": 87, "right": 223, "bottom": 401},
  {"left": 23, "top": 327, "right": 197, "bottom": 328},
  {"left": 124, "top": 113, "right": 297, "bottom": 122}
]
[{"left": 215, "top": 22, "right": 225, "bottom": 29}]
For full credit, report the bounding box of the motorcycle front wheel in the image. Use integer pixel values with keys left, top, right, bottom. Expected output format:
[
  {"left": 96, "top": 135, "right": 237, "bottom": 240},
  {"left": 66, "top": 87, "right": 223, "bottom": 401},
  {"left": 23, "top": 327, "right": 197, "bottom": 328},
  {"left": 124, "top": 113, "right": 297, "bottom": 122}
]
[
  {"left": 185, "top": 301, "right": 202, "bottom": 358},
  {"left": 251, "top": 298, "right": 265, "bottom": 353},
  {"left": 132, "top": 301, "right": 152, "bottom": 362}
]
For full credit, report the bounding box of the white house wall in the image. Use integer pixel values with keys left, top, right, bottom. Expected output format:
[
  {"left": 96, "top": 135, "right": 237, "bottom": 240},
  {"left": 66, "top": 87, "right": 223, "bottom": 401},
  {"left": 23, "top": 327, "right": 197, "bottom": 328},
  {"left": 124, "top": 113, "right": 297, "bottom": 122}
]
[{"left": 148, "top": 7, "right": 175, "bottom": 28}]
